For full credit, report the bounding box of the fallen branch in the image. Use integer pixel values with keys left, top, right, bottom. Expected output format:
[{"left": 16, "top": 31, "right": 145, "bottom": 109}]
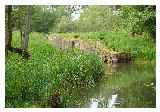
[{"left": 8, "top": 47, "right": 31, "bottom": 59}]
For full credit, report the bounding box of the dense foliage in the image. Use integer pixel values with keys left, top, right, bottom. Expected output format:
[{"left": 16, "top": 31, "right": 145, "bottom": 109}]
[
  {"left": 12, "top": 5, "right": 155, "bottom": 38},
  {"left": 6, "top": 32, "right": 104, "bottom": 107},
  {"left": 56, "top": 32, "right": 155, "bottom": 61},
  {"left": 120, "top": 6, "right": 156, "bottom": 39},
  {"left": 75, "top": 6, "right": 121, "bottom": 32},
  {"left": 52, "top": 5, "right": 155, "bottom": 39}
]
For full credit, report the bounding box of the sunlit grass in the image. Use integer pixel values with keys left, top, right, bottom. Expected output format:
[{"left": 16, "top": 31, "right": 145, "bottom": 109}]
[{"left": 56, "top": 32, "right": 155, "bottom": 61}]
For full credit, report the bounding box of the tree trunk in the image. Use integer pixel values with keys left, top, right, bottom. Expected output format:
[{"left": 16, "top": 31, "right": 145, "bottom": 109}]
[
  {"left": 17, "top": 11, "right": 23, "bottom": 49},
  {"left": 20, "top": 29, "right": 23, "bottom": 48},
  {"left": 5, "top": 6, "right": 31, "bottom": 59},
  {"left": 5, "top": 6, "right": 9, "bottom": 54},
  {"left": 5, "top": 5, "right": 12, "bottom": 55},
  {"left": 22, "top": 6, "right": 32, "bottom": 50}
]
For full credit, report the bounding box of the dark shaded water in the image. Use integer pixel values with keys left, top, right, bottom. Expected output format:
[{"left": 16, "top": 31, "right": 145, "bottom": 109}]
[{"left": 65, "top": 62, "right": 156, "bottom": 108}]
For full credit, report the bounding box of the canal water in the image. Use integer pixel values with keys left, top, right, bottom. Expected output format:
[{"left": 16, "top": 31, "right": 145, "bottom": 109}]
[{"left": 64, "top": 62, "right": 156, "bottom": 108}]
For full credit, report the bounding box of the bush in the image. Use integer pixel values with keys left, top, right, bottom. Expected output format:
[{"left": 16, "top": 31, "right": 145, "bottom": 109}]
[{"left": 5, "top": 32, "right": 104, "bottom": 107}]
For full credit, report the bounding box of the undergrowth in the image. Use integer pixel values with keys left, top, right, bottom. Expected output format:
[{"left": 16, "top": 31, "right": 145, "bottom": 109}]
[{"left": 5, "top": 31, "right": 104, "bottom": 107}]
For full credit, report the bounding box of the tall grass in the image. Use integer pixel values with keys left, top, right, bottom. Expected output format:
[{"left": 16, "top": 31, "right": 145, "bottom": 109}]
[
  {"left": 56, "top": 32, "right": 155, "bottom": 61},
  {"left": 6, "top": 31, "right": 104, "bottom": 107}
]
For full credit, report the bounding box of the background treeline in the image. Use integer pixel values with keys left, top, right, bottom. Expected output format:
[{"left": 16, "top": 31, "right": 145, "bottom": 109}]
[
  {"left": 10, "top": 5, "right": 155, "bottom": 39},
  {"left": 6, "top": 5, "right": 155, "bottom": 60}
]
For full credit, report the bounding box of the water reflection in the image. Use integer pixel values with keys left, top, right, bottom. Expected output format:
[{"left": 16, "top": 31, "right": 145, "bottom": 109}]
[
  {"left": 107, "top": 94, "right": 118, "bottom": 108},
  {"left": 64, "top": 62, "right": 156, "bottom": 108},
  {"left": 87, "top": 62, "right": 155, "bottom": 108},
  {"left": 90, "top": 98, "right": 99, "bottom": 108}
]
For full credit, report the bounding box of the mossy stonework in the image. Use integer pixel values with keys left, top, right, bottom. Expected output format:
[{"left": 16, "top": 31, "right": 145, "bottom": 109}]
[{"left": 49, "top": 35, "right": 132, "bottom": 64}]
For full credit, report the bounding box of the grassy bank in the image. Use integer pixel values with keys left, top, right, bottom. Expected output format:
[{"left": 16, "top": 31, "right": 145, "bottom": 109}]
[
  {"left": 55, "top": 32, "right": 155, "bottom": 61},
  {"left": 5, "top": 32, "right": 104, "bottom": 107}
]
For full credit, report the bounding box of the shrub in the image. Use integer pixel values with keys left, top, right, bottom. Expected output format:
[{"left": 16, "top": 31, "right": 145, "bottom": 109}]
[{"left": 5, "top": 32, "right": 104, "bottom": 107}]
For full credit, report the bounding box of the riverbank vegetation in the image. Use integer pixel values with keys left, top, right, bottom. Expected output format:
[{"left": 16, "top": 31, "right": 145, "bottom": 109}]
[
  {"left": 55, "top": 32, "right": 155, "bottom": 61},
  {"left": 6, "top": 32, "right": 104, "bottom": 107},
  {"left": 5, "top": 5, "right": 156, "bottom": 107}
]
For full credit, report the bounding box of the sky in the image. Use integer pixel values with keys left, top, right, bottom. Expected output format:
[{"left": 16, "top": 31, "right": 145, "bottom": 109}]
[{"left": 71, "top": 5, "right": 82, "bottom": 21}]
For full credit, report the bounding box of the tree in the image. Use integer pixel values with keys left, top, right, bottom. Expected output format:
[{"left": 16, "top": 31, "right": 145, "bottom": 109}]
[
  {"left": 5, "top": 5, "right": 12, "bottom": 55},
  {"left": 12, "top": 6, "right": 26, "bottom": 46},
  {"left": 22, "top": 6, "right": 32, "bottom": 50},
  {"left": 120, "top": 6, "right": 156, "bottom": 39},
  {"left": 5, "top": 5, "right": 32, "bottom": 58},
  {"left": 31, "top": 6, "right": 56, "bottom": 33},
  {"left": 75, "top": 6, "right": 121, "bottom": 32}
]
